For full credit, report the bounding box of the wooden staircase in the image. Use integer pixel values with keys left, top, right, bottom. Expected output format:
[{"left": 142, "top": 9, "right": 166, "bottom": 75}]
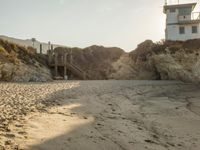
[
  {"left": 65, "top": 62, "right": 86, "bottom": 80},
  {"left": 47, "top": 50, "right": 89, "bottom": 80}
]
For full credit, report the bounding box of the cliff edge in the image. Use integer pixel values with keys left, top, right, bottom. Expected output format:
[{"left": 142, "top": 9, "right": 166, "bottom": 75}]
[
  {"left": 0, "top": 39, "right": 52, "bottom": 82},
  {"left": 128, "top": 39, "right": 200, "bottom": 83}
]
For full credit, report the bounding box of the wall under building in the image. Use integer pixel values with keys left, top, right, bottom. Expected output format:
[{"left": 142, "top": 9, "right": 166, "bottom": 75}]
[{"left": 166, "top": 24, "right": 200, "bottom": 41}]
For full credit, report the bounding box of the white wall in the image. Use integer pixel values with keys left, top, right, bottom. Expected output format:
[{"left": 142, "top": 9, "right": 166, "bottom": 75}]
[
  {"left": 178, "top": 15, "right": 191, "bottom": 22},
  {"left": 166, "top": 9, "right": 178, "bottom": 24},
  {"left": 166, "top": 9, "right": 192, "bottom": 24},
  {"left": 166, "top": 24, "right": 200, "bottom": 41}
]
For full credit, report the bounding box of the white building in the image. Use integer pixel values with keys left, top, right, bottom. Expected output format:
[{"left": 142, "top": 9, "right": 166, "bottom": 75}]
[{"left": 164, "top": 2, "right": 200, "bottom": 41}]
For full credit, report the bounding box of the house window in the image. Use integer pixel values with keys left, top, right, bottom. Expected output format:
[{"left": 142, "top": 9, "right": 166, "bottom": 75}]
[
  {"left": 170, "top": 8, "right": 176, "bottom": 13},
  {"left": 179, "top": 7, "right": 192, "bottom": 15},
  {"left": 192, "top": 26, "right": 198, "bottom": 33},
  {"left": 179, "top": 27, "right": 185, "bottom": 34}
]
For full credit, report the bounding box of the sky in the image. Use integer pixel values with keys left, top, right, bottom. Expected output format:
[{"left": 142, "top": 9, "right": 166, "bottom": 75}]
[{"left": 0, "top": 0, "right": 198, "bottom": 51}]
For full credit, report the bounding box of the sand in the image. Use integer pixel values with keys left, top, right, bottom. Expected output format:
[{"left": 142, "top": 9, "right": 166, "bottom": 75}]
[{"left": 0, "top": 80, "right": 200, "bottom": 150}]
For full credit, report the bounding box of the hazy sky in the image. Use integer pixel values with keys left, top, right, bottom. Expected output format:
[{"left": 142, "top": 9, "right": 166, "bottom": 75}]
[{"left": 0, "top": 0, "right": 198, "bottom": 51}]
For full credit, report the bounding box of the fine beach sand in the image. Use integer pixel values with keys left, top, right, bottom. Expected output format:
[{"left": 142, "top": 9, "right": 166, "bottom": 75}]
[{"left": 0, "top": 80, "right": 200, "bottom": 150}]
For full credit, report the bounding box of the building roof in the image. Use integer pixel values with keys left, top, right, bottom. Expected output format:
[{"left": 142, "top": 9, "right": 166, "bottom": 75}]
[{"left": 164, "top": 3, "right": 197, "bottom": 13}]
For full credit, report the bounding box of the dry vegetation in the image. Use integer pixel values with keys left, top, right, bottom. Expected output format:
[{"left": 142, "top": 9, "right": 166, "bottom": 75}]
[
  {"left": 53, "top": 39, "right": 200, "bottom": 82},
  {"left": 128, "top": 39, "right": 200, "bottom": 82},
  {"left": 130, "top": 39, "right": 200, "bottom": 61},
  {"left": 1, "top": 37, "right": 200, "bottom": 82},
  {"left": 54, "top": 45, "right": 124, "bottom": 79},
  {"left": 0, "top": 39, "right": 48, "bottom": 66},
  {"left": 0, "top": 39, "right": 52, "bottom": 82}
]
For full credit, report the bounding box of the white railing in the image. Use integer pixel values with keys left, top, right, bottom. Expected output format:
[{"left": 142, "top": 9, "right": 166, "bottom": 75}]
[
  {"left": 191, "top": 12, "right": 200, "bottom": 20},
  {"left": 178, "top": 15, "right": 191, "bottom": 22},
  {"left": 178, "top": 12, "right": 200, "bottom": 22}
]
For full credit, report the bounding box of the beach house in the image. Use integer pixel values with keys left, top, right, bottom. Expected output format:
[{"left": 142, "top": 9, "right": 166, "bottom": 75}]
[{"left": 164, "top": 2, "right": 200, "bottom": 41}]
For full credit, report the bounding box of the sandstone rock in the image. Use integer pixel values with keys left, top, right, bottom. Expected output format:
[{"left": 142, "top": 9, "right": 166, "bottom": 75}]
[
  {"left": 129, "top": 40, "right": 200, "bottom": 83},
  {"left": 0, "top": 39, "right": 52, "bottom": 82},
  {"left": 0, "top": 63, "right": 52, "bottom": 82},
  {"left": 0, "top": 63, "right": 15, "bottom": 81},
  {"left": 151, "top": 54, "right": 193, "bottom": 82},
  {"left": 54, "top": 46, "right": 124, "bottom": 80},
  {"left": 192, "top": 60, "right": 200, "bottom": 82}
]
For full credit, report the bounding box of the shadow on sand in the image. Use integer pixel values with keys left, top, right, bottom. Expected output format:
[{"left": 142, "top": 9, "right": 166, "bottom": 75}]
[{"left": 17, "top": 81, "right": 200, "bottom": 150}]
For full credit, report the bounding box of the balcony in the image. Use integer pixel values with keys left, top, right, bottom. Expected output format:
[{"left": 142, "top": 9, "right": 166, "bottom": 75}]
[
  {"left": 178, "top": 12, "right": 200, "bottom": 24},
  {"left": 192, "top": 12, "right": 200, "bottom": 20}
]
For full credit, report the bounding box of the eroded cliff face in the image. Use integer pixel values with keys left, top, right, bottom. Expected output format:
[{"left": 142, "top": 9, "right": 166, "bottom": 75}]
[
  {"left": 128, "top": 40, "right": 200, "bottom": 83},
  {"left": 0, "top": 39, "right": 52, "bottom": 82},
  {"left": 55, "top": 40, "right": 200, "bottom": 82},
  {"left": 54, "top": 46, "right": 125, "bottom": 80},
  {"left": 150, "top": 53, "right": 198, "bottom": 82},
  {"left": 110, "top": 40, "right": 158, "bottom": 80},
  {"left": 0, "top": 63, "right": 52, "bottom": 82},
  {"left": 1, "top": 37, "right": 199, "bottom": 82}
]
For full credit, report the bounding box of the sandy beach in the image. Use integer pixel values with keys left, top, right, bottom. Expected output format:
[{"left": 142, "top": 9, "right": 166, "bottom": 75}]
[{"left": 0, "top": 80, "right": 200, "bottom": 150}]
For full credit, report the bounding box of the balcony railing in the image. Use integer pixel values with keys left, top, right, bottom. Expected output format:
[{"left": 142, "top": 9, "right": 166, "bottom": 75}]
[
  {"left": 178, "top": 12, "right": 200, "bottom": 23},
  {"left": 191, "top": 12, "right": 200, "bottom": 20}
]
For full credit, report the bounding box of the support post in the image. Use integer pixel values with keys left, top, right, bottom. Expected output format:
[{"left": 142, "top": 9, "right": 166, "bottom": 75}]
[
  {"left": 47, "top": 50, "right": 51, "bottom": 65},
  {"left": 55, "top": 53, "right": 58, "bottom": 77},
  {"left": 64, "top": 53, "right": 67, "bottom": 79},
  {"left": 51, "top": 45, "right": 53, "bottom": 51},
  {"left": 40, "top": 44, "right": 42, "bottom": 54},
  {"left": 69, "top": 49, "right": 73, "bottom": 79},
  {"left": 48, "top": 41, "right": 51, "bottom": 50},
  {"left": 70, "top": 48, "right": 73, "bottom": 64}
]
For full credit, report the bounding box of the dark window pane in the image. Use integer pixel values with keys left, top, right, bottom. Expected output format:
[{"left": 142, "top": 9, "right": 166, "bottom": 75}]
[
  {"left": 179, "top": 27, "right": 185, "bottom": 34},
  {"left": 179, "top": 7, "right": 192, "bottom": 15},
  {"left": 192, "top": 26, "right": 198, "bottom": 33},
  {"left": 170, "top": 8, "right": 176, "bottom": 13}
]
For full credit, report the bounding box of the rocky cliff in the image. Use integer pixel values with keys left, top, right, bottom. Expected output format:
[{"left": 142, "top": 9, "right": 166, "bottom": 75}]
[
  {"left": 55, "top": 40, "right": 200, "bottom": 82},
  {"left": 1, "top": 37, "right": 200, "bottom": 83},
  {"left": 0, "top": 39, "right": 52, "bottom": 82},
  {"left": 54, "top": 46, "right": 124, "bottom": 79},
  {"left": 128, "top": 39, "right": 200, "bottom": 83}
]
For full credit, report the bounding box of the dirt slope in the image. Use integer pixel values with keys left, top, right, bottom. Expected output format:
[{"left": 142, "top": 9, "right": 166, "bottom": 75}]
[
  {"left": 1, "top": 36, "right": 200, "bottom": 82},
  {"left": 0, "top": 35, "right": 63, "bottom": 54},
  {"left": 0, "top": 39, "right": 52, "bottom": 82},
  {"left": 128, "top": 39, "right": 200, "bottom": 83},
  {"left": 54, "top": 39, "right": 200, "bottom": 82},
  {"left": 54, "top": 45, "right": 125, "bottom": 79}
]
